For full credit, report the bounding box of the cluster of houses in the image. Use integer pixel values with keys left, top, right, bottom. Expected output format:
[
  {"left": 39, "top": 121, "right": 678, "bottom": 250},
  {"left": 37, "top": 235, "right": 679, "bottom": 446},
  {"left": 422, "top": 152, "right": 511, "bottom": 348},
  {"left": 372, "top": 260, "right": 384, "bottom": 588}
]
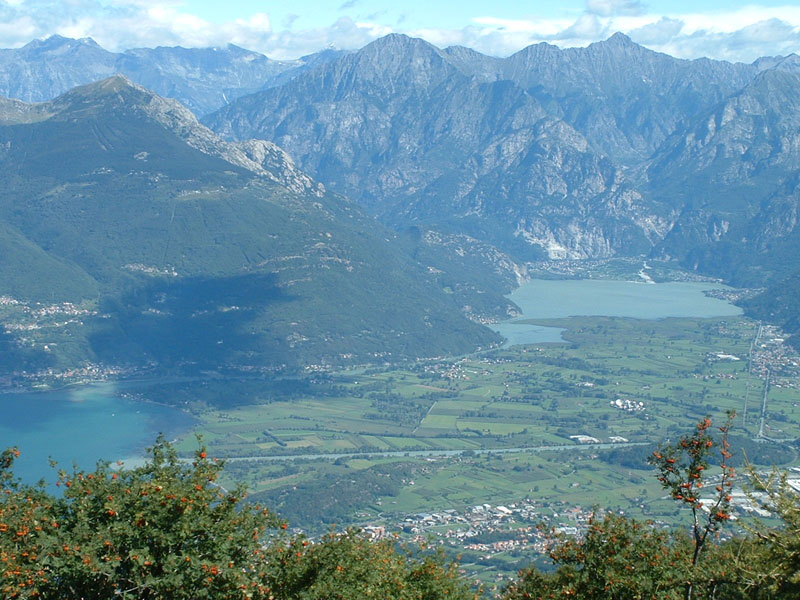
[
  {"left": 393, "top": 499, "right": 597, "bottom": 558},
  {"left": 368, "top": 465, "right": 800, "bottom": 563},
  {"left": 610, "top": 397, "right": 646, "bottom": 412},
  {"left": 752, "top": 325, "right": 800, "bottom": 388}
]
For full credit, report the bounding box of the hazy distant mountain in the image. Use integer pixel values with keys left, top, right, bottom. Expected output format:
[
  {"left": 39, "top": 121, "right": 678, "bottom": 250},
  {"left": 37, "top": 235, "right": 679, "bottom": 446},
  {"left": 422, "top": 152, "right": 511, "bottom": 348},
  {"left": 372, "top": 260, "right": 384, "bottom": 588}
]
[
  {"left": 0, "top": 76, "right": 501, "bottom": 371},
  {"left": 0, "top": 36, "right": 345, "bottom": 116}
]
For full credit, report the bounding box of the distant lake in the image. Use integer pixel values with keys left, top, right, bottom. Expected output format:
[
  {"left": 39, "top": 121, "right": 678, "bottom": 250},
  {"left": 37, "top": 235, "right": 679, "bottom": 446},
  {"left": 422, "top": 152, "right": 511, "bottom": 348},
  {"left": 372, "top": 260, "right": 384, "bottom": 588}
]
[
  {"left": 0, "top": 382, "right": 195, "bottom": 484},
  {"left": 494, "top": 279, "right": 742, "bottom": 347}
]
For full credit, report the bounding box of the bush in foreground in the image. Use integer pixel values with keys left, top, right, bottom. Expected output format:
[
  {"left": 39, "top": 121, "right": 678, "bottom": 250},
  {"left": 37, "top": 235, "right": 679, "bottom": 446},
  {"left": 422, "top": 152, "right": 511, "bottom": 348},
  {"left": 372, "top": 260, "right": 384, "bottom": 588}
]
[
  {"left": 500, "top": 414, "right": 800, "bottom": 600},
  {"left": 0, "top": 438, "right": 477, "bottom": 600}
]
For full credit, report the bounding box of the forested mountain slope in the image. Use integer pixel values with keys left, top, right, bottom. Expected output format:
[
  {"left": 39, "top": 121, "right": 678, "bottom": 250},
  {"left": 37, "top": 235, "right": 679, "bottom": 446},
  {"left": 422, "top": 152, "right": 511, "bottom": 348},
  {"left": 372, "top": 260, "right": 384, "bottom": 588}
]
[{"left": 0, "top": 76, "right": 501, "bottom": 371}]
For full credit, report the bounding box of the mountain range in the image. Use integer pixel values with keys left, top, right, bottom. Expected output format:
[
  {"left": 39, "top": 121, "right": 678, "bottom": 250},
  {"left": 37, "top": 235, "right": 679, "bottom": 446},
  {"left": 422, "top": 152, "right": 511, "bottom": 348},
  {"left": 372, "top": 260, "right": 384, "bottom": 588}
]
[
  {"left": 204, "top": 34, "right": 800, "bottom": 270},
  {"left": 0, "top": 35, "right": 347, "bottom": 116},
  {"left": 201, "top": 33, "right": 800, "bottom": 344},
  {"left": 1, "top": 32, "right": 799, "bottom": 371}
]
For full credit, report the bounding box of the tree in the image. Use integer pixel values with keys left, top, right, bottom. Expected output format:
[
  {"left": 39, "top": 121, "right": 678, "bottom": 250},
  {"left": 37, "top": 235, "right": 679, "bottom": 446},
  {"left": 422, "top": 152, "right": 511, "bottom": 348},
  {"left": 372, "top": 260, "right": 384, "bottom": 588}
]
[
  {"left": 501, "top": 415, "right": 738, "bottom": 600},
  {"left": 1, "top": 438, "right": 475, "bottom": 600},
  {"left": 648, "top": 413, "right": 736, "bottom": 600}
]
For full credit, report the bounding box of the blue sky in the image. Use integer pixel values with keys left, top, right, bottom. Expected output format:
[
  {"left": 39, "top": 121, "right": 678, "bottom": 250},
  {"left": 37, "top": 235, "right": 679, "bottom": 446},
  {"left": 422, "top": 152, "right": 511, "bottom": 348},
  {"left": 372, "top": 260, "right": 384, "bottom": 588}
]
[{"left": 1, "top": 1, "right": 799, "bottom": 61}]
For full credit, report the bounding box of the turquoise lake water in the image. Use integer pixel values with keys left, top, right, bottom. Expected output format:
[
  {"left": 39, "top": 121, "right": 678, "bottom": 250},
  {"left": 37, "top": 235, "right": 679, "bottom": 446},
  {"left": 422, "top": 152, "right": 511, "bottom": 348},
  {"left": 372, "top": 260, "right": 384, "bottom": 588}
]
[
  {"left": 0, "top": 382, "right": 195, "bottom": 484},
  {"left": 2, "top": 278, "right": 743, "bottom": 483},
  {"left": 494, "top": 278, "right": 742, "bottom": 347}
]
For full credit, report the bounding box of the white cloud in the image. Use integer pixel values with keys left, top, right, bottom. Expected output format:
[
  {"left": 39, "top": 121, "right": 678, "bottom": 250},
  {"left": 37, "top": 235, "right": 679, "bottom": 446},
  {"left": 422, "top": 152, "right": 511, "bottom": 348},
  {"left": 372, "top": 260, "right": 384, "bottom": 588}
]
[
  {"left": 0, "top": 14, "right": 36, "bottom": 46},
  {"left": 585, "top": 0, "right": 645, "bottom": 17},
  {"left": 560, "top": 13, "right": 606, "bottom": 40},
  {"left": 0, "top": 1, "right": 798, "bottom": 63},
  {"left": 677, "top": 6, "right": 800, "bottom": 34},
  {"left": 627, "top": 17, "right": 684, "bottom": 45}
]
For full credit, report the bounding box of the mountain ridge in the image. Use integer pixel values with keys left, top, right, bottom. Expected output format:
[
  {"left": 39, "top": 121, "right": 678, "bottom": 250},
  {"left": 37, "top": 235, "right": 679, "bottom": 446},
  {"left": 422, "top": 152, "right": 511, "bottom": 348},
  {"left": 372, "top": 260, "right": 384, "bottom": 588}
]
[
  {"left": 0, "top": 76, "right": 505, "bottom": 372},
  {"left": 0, "top": 35, "right": 343, "bottom": 116}
]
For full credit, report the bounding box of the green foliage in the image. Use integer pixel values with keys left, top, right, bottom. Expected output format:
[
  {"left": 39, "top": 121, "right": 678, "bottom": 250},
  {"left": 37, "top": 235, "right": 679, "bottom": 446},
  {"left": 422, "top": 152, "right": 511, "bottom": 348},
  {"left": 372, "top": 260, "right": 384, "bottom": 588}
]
[
  {"left": 504, "top": 513, "right": 692, "bottom": 600},
  {"left": 733, "top": 468, "right": 800, "bottom": 599},
  {"left": 264, "top": 531, "right": 478, "bottom": 600},
  {"left": 0, "top": 439, "right": 472, "bottom": 600},
  {"left": 2, "top": 436, "right": 282, "bottom": 599},
  {"left": 500, "top": 416, "right": 746, "bottom": 600}
]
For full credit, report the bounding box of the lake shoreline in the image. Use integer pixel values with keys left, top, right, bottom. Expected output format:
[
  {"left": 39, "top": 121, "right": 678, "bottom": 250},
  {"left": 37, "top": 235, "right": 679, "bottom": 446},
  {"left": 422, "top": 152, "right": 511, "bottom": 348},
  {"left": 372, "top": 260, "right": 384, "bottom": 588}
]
[{"left": 492, "top": 277, "right": 743, "bottom": 348}]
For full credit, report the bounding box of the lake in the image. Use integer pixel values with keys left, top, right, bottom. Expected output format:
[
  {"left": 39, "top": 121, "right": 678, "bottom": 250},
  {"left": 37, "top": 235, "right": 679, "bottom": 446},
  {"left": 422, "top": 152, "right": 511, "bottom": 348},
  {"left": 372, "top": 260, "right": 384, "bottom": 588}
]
[
  {"left": 494, "top": 278, "right": 742, "bottom": 346},
  {"left": 2, "top": 278, "right": 742, "bottom": 483},
  {"left": 0, "top": 382, "right": 195, "bottom": 484}
]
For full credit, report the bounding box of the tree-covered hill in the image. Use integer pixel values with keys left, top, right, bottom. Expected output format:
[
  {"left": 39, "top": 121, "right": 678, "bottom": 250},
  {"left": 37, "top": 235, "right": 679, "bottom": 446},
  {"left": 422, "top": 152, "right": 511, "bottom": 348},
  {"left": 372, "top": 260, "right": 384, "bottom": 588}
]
[{"left": 0, "top": 77, "right": 502, "bottom": 373}]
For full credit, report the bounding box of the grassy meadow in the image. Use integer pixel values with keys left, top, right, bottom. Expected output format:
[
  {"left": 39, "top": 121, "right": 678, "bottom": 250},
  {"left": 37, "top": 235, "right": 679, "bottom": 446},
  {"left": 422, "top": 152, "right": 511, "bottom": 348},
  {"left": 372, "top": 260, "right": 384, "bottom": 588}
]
[{"left": 160, "top": 314, "right": 799, "bottom": 532}]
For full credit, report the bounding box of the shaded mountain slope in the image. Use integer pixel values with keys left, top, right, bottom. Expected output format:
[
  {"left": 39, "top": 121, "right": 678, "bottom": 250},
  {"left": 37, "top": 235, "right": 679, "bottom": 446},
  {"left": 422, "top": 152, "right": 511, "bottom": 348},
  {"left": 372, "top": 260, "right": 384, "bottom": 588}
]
[
  {"left": 0, "top": 77, "right": 500, "bottom": 371},
  {"left": 745, "top": 271, "right": 800, "bottom": 348}
]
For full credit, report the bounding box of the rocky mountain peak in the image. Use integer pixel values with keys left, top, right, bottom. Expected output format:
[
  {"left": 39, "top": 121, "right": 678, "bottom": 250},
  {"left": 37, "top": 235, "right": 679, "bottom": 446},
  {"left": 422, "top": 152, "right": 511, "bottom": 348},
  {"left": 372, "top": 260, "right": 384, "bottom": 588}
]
[
  {"left": 21, "top": 34, "right": 105, "bottom": 57},
  {"left": 581, "top": 31, "right": 661, "bottom": 63},
  {"left": 81, "top": 73, "right": 136, "bottom": 93},
  {"left": 362, "top": 33, "right": 433, "bottom": 54},
  {"left": 51, "top": 74, "right": 159, "bottom": 114},
  {"left": 354, "top": 33, "right": 448, "bottom": 71},
  {"left": 752, "top": 53, "right": 800, "bottom": 72},
  {"left": 775, "top": 54, "right": 800, "bottom": 71},
  {"left": 604, "top": 32, "right": 637, "bottom": 48}
]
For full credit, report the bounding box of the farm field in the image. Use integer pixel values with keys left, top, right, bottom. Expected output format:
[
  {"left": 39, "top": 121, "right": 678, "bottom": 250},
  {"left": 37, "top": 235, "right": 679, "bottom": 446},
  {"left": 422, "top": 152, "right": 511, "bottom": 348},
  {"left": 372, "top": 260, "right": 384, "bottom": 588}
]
[{"left": 168, "top": 314, "right": 800, "bottom": 535}]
